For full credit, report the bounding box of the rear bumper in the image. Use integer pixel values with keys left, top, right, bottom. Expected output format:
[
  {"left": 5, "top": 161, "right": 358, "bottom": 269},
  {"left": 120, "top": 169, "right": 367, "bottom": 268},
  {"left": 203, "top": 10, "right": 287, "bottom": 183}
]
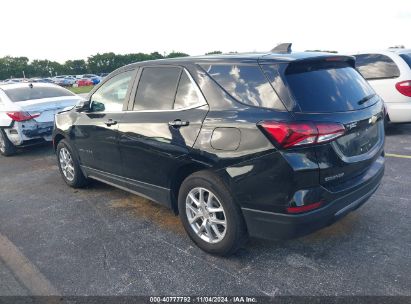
[
  {"left": 241, "top": 156, "right": 384, "bottom": 240},
  {"left": 4, "top": 121, "right": 53, "bottom": 146},
  {"left": 386, "top": 102, "right": 411, "bottom": 123},
  {"left": 21, "top": 122, "right": 54, "bottom": 138}
]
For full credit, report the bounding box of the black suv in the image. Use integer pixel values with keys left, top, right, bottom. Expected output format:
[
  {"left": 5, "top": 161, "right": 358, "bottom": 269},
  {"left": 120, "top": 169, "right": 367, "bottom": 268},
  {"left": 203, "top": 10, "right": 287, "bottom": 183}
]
[{"left": 53, "top": 49, "right": 385, "bottom": 255}]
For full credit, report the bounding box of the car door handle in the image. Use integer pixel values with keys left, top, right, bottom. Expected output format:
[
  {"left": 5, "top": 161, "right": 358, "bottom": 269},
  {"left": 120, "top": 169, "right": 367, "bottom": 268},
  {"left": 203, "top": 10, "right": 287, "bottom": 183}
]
[
  {"left": 105, "top": 119, "right": 118, "bottom": 127},
  {"left": 168, "top": 119, "right": 189, "bottom": 127}
]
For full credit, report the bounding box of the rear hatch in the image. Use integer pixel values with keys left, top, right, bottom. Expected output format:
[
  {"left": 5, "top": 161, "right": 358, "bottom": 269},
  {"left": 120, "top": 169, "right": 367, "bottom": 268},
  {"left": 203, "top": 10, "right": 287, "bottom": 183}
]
[{"left": 261, "top": 57, "right": 385, "bottom": 187}]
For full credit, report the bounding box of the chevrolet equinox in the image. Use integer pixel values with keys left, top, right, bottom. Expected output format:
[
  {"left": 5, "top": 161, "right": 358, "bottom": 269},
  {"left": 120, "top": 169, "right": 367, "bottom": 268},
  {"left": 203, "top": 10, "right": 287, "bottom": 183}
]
[{"left": 53, "top": 47, "right": 385, "bottom": 255}]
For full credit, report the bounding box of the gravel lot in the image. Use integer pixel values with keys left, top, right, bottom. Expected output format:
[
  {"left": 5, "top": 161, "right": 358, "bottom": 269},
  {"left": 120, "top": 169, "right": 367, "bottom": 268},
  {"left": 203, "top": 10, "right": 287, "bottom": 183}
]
[{"left": 0, "top": 124, "right": 410, "bottom": 297}]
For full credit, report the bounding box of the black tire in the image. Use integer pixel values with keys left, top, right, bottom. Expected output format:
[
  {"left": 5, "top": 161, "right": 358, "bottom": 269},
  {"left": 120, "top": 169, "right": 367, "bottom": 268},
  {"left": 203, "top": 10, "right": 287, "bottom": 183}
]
[
  {"left": 178, "top": 171, "right": 248, "bottom": 256},
  {"left": 384, "top": 114, "right": 390, "bottom": 130},
  {"left": 56, "top": 139, "right": 89, "bottom": 188},
  {"left": 0, "top": 128, "right": 17, "bottom": 156}
]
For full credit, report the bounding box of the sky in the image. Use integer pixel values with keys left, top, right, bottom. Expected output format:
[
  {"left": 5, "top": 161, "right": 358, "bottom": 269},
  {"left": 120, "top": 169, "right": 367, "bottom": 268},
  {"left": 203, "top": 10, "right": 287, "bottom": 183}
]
[{"left": 1, "top": 0, "right": 410, "bottom": 63}]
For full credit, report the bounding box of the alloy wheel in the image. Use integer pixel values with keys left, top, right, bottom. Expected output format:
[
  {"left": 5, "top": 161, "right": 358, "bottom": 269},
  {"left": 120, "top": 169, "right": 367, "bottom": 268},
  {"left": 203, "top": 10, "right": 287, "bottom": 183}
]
[
  {"left": 185, "top": 187, "right": 227, "bottom": 244},
  {"left": 59, "top": 147, "right": 75, "bottom": 181},
  {"left": 0, "top": 131, "right": 6, "bottom": 153}
]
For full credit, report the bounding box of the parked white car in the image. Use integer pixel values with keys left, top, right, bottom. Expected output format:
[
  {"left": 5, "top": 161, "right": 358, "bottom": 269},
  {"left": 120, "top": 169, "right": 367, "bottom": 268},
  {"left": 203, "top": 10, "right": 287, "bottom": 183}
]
[
  {"left": 352, "top": 49, "right": 411, "bottom": 123},
  {"left": 0, "top": 82, "right": 82, "bottom": 156},
  {"left": 52, "top": 75, "right": 77, "bottom": 86}
]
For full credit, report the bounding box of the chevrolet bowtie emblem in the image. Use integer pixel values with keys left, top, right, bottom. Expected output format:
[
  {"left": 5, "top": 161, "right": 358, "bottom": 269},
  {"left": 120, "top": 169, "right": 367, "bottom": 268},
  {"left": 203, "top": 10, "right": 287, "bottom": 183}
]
[{"left": 369, "top": 115, "right": 378, "bottom": 125}]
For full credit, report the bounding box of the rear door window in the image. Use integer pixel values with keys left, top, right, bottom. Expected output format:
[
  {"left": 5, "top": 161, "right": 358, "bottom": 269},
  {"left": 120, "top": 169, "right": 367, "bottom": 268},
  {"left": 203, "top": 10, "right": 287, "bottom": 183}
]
[
  {"left": 354, "top": 54, "right": 400, "bottom": 79},
  {"left": 174, "top": 70, "right": 205, "bottom": 109},
  {"left": 399, "top": 53, "right": 411, "bottom": 69},
  {"left": 133, "top": 67, "right": 181, "bottom": 111},
  {"left": 264, "top": 61, "right": 376, "bottom": 113},
  {"left": 200, "top": 64, "right": 285, "bottom": 110}
]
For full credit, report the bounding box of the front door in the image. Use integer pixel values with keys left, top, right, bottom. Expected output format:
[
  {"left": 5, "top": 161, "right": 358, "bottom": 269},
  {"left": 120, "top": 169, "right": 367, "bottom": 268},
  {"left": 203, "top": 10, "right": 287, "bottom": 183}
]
[{"left": 72, "top": 69, "right": 136, "bottom": 176}]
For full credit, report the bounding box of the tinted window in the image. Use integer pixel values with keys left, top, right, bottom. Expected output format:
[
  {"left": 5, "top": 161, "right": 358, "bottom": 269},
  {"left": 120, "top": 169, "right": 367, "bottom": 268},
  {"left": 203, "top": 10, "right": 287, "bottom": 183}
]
[
  {"left": 201, "top": 64, "right": 285, "bottom": 110},
  {"left": 134, "top": 67, "right": 181, "bottom": 110},
  {"left": 174, "top": 70, "right": 204, "bottom": 109},
  {"left": 90, "top": 70, "right": 133, "bottom": 112},
  {"left": 355, "top": 54, "right": 400, "bottom": 79},
  {"left": 400, "top": 53, "right": 411, "bottom": 69},
  {"left": 275, "top": 62, "right": 375, "bottom": 113},
  {"left": 3, "top": 85, "right": 74, "bottom": 102}
]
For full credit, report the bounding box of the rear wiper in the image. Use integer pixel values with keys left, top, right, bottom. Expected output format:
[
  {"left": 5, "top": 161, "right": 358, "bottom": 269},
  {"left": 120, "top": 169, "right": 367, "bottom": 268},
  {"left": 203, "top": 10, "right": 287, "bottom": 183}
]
[{"left": 357, "top": 94, "right": 376, "bottom": 105}]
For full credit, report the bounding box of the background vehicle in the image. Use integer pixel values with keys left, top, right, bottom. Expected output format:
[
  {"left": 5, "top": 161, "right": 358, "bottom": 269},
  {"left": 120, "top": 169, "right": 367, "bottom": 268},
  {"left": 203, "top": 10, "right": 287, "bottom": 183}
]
[
  {"left": 76, "top": 78, "right": 94, "bottom": 87},
  {"left": 52, "top": 75, "right": 77, "bottom": 86},
  {"left": 29, "top": 77, "right": 54, "bottom": 83},
  {"left": 352, "top": 49, "right": 411, "bottom": 123},
  {"left": 79, "top": 74, "right": 101, "bottom": 85},
  {"left": 53, "top": 50, "right": 385, "bottom": 255},
  {"left": 2, "top": 78, "right": 25, "bottom": 83},
  {"left": 0, "top": 82, "right": 82, "bottom": 156}
]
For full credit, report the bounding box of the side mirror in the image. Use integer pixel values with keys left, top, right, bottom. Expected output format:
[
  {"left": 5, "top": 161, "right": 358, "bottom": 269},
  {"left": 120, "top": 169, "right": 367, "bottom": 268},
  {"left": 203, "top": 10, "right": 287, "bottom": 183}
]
[{"left": 75, "top": 99, "right": 91, "bottom": 112}]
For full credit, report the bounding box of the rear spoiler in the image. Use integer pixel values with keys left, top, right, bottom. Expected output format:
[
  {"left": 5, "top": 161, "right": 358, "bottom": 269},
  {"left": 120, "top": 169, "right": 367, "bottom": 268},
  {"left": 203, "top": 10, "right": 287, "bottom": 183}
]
[{"left": 297, "top": 55, "right": 356, "bottom": 67}]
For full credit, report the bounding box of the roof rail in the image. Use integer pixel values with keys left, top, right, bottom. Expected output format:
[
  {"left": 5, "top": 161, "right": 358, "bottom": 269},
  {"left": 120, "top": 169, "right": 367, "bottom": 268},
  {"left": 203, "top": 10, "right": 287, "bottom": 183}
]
[{"left": 271, "top": 43, "right": 292, "bottom": 54}]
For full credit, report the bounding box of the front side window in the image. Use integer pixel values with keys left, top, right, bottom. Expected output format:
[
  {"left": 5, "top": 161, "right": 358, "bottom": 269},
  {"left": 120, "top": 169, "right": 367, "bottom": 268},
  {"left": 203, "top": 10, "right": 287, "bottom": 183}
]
[
  {"left": 200, "top": 64, "right": 285, "bottom": 110},
  {"left": 134, "top": 67, "right": 181, "bottom": 111},
  {"left": 90, "top": 70, "right": 134, "bottom": 112},
  {"left": 355, "top": 54, "right": 400, "bottom": 79}
]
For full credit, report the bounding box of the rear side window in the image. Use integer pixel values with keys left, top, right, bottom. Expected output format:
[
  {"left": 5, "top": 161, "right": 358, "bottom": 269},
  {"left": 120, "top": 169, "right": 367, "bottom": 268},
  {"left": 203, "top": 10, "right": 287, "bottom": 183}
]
[
  {"left": 200, "top": 64, "right": 285, "bottom": 110},
  {"left": 134, "top": 67, "right": 181, "bottom": 111},
  {"left": 400, "top": 53, "right": 411, "bottom": 69},
  {"left": 174, "top": 70, "right": 204, "bottom": 109},
  {"left": 4, "top": 86, "right": 74, "bottom": 102},
  {"left": 265, "top": 61, "right": 376, "bottom": 113},
  {"left": 355, "top": 54, "right": 400, "bottom": 79}
]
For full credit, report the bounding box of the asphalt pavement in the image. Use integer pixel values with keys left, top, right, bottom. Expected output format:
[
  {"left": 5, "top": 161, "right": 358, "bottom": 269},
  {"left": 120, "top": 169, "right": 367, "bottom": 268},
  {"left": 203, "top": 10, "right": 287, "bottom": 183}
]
[{"left": 0, "top": 124, "right": 410, "bottom": 297}]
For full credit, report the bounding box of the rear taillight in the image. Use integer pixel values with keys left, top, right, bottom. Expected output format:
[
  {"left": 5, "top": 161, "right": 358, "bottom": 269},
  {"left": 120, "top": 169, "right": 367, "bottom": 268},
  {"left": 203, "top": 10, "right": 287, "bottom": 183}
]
[
  {"left": 6, "top": 111, "right": 40, "bottom": 122},
  {"left": 287, "top": 201, "right": 323, "bottom": 214},
  {"left": 395, "top": 80, "right": 411, "bottom": 97},
  {"left": 259, "top": 121, "right": 345, "bottom": 148}
]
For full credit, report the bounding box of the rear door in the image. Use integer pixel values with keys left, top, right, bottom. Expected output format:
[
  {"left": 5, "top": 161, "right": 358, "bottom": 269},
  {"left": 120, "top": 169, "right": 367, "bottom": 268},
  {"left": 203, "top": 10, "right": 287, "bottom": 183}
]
[
  {"left": 261, "top": 59, "right": 385, "bottom": 187},
  {"left": 118, "top": 65, "right": 208, "bottom": 191}
]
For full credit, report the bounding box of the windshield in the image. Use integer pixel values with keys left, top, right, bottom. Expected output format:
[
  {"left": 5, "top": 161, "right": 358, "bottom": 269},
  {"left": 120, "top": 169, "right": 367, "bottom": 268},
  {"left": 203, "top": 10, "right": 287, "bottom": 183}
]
[
  {"left": 4, "top": 86, "right": 75, "bottom": 102},
  {"left": 400, "top": 53, "right": 411, "bottom": 68},
  {"left": 282, "top": 62, "right": 376, "bottom": 113}
]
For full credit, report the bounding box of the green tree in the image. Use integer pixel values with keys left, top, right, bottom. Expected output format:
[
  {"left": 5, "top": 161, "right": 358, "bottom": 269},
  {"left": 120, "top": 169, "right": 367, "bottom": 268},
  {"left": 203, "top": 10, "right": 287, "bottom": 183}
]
[
  {"left": 0, "top": 56, "right": 29, "bottom": 79},
  {"left": 64, "top": 59, "right": 88, "bottom": 75},
  {"left": 29, "top": 59, "right": 65, "bottom": 77},
  {"left": 166, "top": 51, "right": 189, "bottom": 58}
]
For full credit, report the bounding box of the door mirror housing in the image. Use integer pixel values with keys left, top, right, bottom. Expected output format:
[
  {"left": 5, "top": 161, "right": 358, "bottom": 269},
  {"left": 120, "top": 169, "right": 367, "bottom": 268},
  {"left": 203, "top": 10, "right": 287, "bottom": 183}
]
[{"left": 75, "top": 99, "right": 91, "bottom": 112}]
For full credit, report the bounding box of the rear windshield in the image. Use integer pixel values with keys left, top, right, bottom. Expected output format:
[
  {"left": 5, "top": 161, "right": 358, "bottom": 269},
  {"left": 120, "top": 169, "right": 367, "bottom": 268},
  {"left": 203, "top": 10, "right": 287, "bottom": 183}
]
[
  {"left": 3, "top": 86, "right": 75, "bottom": 102},
  {"left": 279, "top": 61, "right": 376, "bottom": 113},
  {"left": 400, "top": 53, "right": 411, "bottom": 68}
]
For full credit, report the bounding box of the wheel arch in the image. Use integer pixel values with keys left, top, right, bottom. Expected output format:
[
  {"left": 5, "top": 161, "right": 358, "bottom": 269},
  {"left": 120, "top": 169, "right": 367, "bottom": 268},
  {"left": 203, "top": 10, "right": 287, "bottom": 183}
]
[
  {"left": 53, "top": 132, "right": 66, "bottom": 151},
  {"left": 170, "top": 162, "right": 211, "bottom": 214}
]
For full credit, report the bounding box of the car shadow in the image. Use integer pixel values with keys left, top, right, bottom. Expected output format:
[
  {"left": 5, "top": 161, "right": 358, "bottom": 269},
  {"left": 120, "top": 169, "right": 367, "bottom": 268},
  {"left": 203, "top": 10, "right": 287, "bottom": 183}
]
[
  {"left": 385, "top": 123, "right": 411, "bottom": 136},
  {"left": 13, "top": 142, "right": 54, "bottom": 158}
]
